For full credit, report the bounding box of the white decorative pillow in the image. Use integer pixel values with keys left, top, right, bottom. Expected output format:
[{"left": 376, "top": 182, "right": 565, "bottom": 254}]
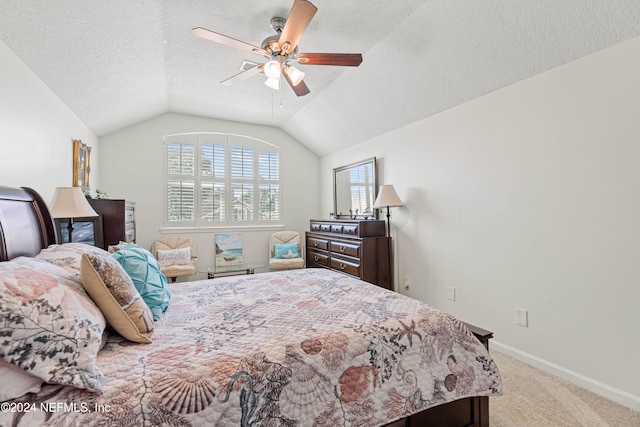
[
  {"left": 0, "top": 359, "right": 43, "bottom": 402},
  {"left": 0, "top": 257, "right": 106, "bottom": 393},
  {"left": 157, "top": 247, "right": 192, "bottom": 267},
  {"left": 80, "top": 253, "right": 154, "bottom": 343}
]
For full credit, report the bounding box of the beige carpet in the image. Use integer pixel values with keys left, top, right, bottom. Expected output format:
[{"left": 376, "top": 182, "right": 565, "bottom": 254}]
[{"left": 490, "top": 351, "right": 640, "bottom": 427}]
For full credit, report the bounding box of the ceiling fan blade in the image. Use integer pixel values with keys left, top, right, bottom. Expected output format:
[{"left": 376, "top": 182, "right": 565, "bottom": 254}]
[
  {"left": 282, "top": 67, "right": 311, "bottom": 96},
  {"left": 192, "top": 27, "right": 261, "bottom": 55},
  {"left": 297, "top": 53, "right": 363, "bottom": 66},
  {"left": 278, "top": 0, "right": 317, "bottom": 53},
  {"left": 221, "top": 64, "right": 264, "bottom": 86}
]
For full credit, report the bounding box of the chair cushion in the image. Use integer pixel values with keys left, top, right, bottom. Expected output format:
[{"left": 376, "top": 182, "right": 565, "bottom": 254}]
[
  {"left": 269, "top": 257, "right": 305, "bottom": 269},
  {"left": 274, "top": 243, "right": 301, "bottom": 259},
  {"left": 111, "top": 246, "right": 171, "bottom": 321},
  {"left": 160, "top": 264, "right": 197, "bottom": 278}
]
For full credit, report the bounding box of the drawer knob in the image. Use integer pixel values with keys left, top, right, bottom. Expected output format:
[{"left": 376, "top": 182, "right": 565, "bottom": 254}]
[
  {"left": 339, "top": 245, "right": 346, "bottom": 252},
  {"left": 314, "top": 255, "right": 319, "bottom": 261},
  {"left": 339, "top": 263, "right": 346, "bottom": 270},
  {"left": 314, "top": 241, "right": 319, "bottom": 247}
]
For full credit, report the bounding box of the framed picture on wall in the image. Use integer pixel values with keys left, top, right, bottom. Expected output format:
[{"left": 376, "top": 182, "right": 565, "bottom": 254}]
[
  {"left": 215, "top": 233, "right": 243, "bottom": 267},
  {"left": 73, "top": 139, "right": 92, "bottom": 193},
  {"left": 55, "top": 215, "right": 104, "bottom": 248}
]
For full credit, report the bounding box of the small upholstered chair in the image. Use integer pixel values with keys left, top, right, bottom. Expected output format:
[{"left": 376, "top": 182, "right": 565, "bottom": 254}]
[
  {"left": 151, "top": 236, "right": 197, "bottom": 282},
  {"left": 269, "top": 230, "right": 305, "bottom": 270}
]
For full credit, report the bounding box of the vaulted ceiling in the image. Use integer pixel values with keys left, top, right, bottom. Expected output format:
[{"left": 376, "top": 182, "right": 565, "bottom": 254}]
[{"left": 1, "top": 1, "right": 639, "bottom": 156}]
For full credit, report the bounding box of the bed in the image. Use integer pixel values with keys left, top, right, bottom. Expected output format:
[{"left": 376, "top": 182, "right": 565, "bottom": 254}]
[{"left": 0, "top": 185, "right": 502, "bottom": 426}]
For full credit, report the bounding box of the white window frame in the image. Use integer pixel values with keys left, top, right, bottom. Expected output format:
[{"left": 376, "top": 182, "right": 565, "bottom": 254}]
[{"left": 163, "top": 132, "right": 281, "bottom": 230}]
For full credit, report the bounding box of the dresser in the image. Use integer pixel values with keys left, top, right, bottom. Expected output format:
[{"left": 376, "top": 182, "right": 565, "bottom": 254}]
[
  {"left": 88, "top": 199, "right": 135, "bottom": 250},
  {"left": 306, "top": 219, "right": 391, "bottom": 290}
]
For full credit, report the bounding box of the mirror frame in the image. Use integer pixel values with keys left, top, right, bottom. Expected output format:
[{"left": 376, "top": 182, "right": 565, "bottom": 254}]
[{"left": 333, "top": 157, "right": 378, "bottom": 219}]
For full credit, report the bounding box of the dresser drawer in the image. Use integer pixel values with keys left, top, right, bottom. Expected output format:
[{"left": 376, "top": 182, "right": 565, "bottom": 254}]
[
  {"left": 343, "top": 224, "right": 359, "bottom": 235},
  {"left": 125, "top": 208, "right": 135, "bottom": 223},
  {"left": 124, "top": 228, "right": 135, "bottom": 242},
  {"left": 330, "top": 241, "right": 360, "bottom": 258},
  {"left": 330, "top": 224, "right": 343, "bottom": 233},
  {"left": 330, "top": 257, "right": 361, "bottom": 278},
  {"left": 308, "top": 250, "right": 329, "bottom": 267},
  {"left": 307, "top": 236, "right": 329, "bottom": 251}
]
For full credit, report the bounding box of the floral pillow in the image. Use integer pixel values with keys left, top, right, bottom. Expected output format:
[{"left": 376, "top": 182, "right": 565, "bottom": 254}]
[
  {"left": 80, "top": 252, "right": 154, "bottom": 343},
  {"left": 35, "top": 243, "right": 109, "bottom": 276},
  {"left": 0, "top": 257, "right": 106, "bottom": 393}
]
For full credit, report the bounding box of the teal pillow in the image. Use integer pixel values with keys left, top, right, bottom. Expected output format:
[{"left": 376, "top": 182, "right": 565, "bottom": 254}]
[
  {"left": 112, "top": 245, "right": 170, "bottom": 320},
  {"left": 274, "top": 243, "right": 301, "bottom": 259}
]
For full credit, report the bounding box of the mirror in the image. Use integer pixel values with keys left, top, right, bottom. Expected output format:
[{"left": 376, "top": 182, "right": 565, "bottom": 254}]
[{"left": 333, "top": 157, "right": 377, "bottom": 219}]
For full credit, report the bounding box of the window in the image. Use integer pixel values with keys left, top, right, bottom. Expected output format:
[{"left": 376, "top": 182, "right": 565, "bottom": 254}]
[{"left": 164, "top": 133, "right": 280, "bottom": 227}]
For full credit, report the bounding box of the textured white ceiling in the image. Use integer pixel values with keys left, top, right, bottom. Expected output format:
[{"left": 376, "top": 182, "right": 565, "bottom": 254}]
[{"left": 1, "top": 1, "right": 639, "bottom": 156}]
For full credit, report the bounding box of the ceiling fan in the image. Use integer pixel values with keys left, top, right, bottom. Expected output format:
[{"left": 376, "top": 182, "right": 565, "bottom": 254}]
[{"left": 192, "top": 0, "right": 363, "bottom": 96}]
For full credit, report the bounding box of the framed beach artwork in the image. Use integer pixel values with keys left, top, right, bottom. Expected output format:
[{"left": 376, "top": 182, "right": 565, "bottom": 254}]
[{"left": 215, "top": 233, "right": 243, "bottom": 267}]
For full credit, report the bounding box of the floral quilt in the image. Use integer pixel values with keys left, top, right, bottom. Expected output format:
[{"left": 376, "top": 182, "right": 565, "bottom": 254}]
[{"left": 2, "top": 269, "right": 502, "bottom": 426}]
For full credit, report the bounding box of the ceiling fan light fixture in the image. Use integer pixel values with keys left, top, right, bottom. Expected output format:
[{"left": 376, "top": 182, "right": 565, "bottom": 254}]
[
  {"left": 264, "top": 60, "right": 282, "bottom": 78},
  {"left": 193, "top": 0, "right": 362, "bottom": 97},
  {"left": 264, "top": 76, "right": 280, "bottom": 90},
  {"left": 286, "top": 65, "right": 305, "bottom": 86}
]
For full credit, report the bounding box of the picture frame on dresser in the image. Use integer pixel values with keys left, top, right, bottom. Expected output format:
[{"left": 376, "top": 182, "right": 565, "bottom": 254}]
[{"left": 54, "top": 216, "right": 104, "bottom": 248}]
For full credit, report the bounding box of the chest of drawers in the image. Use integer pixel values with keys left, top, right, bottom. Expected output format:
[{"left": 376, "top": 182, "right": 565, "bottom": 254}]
[
  {"left": 306, "top": 219, "right": 391, "bottom": 290},
  {"left": 88, "top": 199, "right": 135, "bottom": 250}
]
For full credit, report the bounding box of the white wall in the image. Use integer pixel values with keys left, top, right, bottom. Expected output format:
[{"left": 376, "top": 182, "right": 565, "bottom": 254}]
[
  {"left": 321, "top": 36, "right": 640, "bottom": 409},
  {"left": 99, "top": 113, "right": 319, "bottom": 274},
  {"left": 0, "top": 40, "right": 99, "bottom": 202}
]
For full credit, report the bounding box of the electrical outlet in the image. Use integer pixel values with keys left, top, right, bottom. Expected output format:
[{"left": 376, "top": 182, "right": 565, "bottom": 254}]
[
  {"left": 404, "top": 276, "right": 411, "bottom": 290},
  {"left": 447, "top": 286, "right": 456, "bottom": 301},
  {"left": 516, "top": 308, "right": 528, "bottom": 327}
]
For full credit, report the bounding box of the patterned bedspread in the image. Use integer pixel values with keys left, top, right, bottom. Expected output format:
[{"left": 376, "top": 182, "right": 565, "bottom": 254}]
[{"left": 2, "top": 269, "right": 502, "bottom": 426}]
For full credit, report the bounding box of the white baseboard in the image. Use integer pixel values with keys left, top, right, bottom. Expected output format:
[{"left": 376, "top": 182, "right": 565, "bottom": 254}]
[{"left": 490, "top": 340, "right": 640, "bottom": 412}]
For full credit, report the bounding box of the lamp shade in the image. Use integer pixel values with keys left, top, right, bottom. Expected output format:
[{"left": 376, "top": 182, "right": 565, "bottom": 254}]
[
  {"left": 50, "top": 187, "right": 98, "bottom": 218},
  {"left": 373, "top": 185, "right": 403, "bottom": 208},
  {"left": 264, "top": 60, "right": 281, "bottom": 79},
  {"left": 285, "top": 65, "right": 305, "bottom": 86}
]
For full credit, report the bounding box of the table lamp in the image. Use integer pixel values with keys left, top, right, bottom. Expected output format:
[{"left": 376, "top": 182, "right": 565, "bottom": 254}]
[{"left": 50, "top": 187, "right": 98, "bottom": 243}]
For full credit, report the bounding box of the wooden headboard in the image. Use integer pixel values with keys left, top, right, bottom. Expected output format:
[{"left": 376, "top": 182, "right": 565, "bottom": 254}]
[{"left": 0, "top": 185, "right": 56, "bottom": 261}]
